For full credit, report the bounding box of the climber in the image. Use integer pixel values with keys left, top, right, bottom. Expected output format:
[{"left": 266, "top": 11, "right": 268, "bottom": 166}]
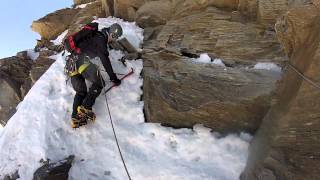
[{"left": 64, "top": 22, "right": 123, "bottom": 128}]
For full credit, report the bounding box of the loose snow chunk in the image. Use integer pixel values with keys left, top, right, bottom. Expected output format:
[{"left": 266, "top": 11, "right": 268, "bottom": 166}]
[
  {"left": 196, "top": 53, "right": 212, "bottom": 63},
  {"left": 27, "top": 49, "right": 39, "bottom": 60},
  {"left": 51, "top": 30, "right": 68, "bottom": 45},
  {"left": 212, "top": 58, "right": 226, "bottom": 67},
  {"left": 193, "top": 53, "right": 226, "bottom": 67},
  {"left": 75, "top": 2, "right": 94, "bottom": 9},
  {"left": 253, "top": 62, "right": 282, "bottom": 72}
]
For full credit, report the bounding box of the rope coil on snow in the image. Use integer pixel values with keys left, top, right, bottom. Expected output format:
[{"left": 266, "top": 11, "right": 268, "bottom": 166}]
[
  {"left": 98, "top": 68, "right": 132, "bottom": 180},
  {"left": 287, "top": 63, "right": 320, "bottom": 90}
]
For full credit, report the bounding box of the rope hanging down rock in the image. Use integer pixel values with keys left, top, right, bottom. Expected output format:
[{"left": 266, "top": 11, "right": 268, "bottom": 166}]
[{"left": 287, "top": 63, "right": 320, "bottom": 90}]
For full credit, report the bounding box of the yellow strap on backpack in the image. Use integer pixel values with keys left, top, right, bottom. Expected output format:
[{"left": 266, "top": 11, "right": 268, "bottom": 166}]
[{"left": 78, "top": 63, "right": 90, "bottom": 74}]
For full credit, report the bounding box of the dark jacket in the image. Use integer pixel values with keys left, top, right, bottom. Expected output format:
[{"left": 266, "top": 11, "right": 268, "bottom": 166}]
[{"left": 77, "top": 31, "right": 117, "bottom": 81}]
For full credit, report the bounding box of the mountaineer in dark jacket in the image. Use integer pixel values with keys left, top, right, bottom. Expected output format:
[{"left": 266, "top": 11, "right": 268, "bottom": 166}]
[{"left": 64, "top": 22, "right": 123, "bottom": 128}]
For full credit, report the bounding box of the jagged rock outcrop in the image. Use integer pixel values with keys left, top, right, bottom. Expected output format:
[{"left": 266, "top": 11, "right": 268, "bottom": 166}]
[
  {"left": 33, "top": 155, "right": 75, "bottom": 180},
  {"left": 31, "top": 8, "right": 80, "bottom": 41},
  {"left": 68, "top": 1, "right": 107, "bottom": 35},
  {"left": 241, "top": 3, "right": 320, "bottom": 180}
]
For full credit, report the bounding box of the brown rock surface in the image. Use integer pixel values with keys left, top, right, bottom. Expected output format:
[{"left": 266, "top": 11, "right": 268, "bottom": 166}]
[
  {"left": 0, "top": 56, "right": 34, "bottom": 126},
  {"left": 31, "top": 8, "right": 80, "bottom": 40},
  {"left": 143, "top": 50, "right": 282, "bottom": 134},
  {"left": 135, "top": 0, "right": 173, "bottom": 28},
  {"left": 241, "top": 4, "right": 320, "bottom": 180},
  {"left": 142, "top": 5, "right": 287, "bottom": 134},
  {"left": 112, "top": 0, "right": 147, "bottom": 21},
  {"left": 68, "top": 1, "right": 107, "bottom": 36},
  {"left": 30, "top": 57, "right": 55, "bottom": 83},
  {"left": 146, "top": 7, "right": 286, "bottom": 66},
  {"left": 0, "top": 77, "right": 20, "bottom": 126}
]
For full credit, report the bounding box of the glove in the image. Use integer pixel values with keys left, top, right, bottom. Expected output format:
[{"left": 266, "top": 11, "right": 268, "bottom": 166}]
[{"left": 111, "top": 78, "right": 121, "bottom": 86}]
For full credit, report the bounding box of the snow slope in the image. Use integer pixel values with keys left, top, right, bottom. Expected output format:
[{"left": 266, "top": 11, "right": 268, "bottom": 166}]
[{"left": 0, "top": 17, "right": 251, "bottom": 180}]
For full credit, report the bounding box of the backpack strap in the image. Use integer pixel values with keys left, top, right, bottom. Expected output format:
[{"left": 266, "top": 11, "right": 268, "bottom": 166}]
[{"left": 67, "top": 36, "right": 81, "bottom": 54}]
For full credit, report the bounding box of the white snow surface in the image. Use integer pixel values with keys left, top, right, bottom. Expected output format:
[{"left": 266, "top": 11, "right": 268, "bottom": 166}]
[
  {"left": 51, "top": 30, "right": 69, "bottom": 45},
  {"left": 193, "top": 53, "right": 226, "bottom": 67},
  {"left": 0, "top": 17, "right": 250, "bottom": 180},
  {"left": 76, "top": 2, "right": 94, "bottom": 9},
  {"left": 27, "top": 49, "right": 39, "bottom": 60},
  {"left": 253, "top": 62, "right": 282, "bottom": 72}
]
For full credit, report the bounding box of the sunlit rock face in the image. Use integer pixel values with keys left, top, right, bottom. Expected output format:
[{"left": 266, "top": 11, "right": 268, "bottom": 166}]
[
  {"left": 31, "top": 8, "right": 80, "bottom": 41},
  {"left": 241, "top": 4, "right": 320, "bottom": 180}
]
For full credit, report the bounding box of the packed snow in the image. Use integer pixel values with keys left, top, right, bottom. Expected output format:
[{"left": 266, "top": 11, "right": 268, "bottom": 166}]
[
  {"left": 0, "top": 17, "right": 251, "bottom": 180},
  {"left": 253, "top": 62, "right": 282, "bottom": 72},
  {"left": 75, "top": 2, "right": 94, "bottom": 9},
  {"left": 51, "top": 30, "right": 69, "bottom": 45},
  {"left": 27, "top": 49, "right": 39, "bottom": 60},
  {"left": 193, "top": 53, "right": 226, "bottom": 67}
]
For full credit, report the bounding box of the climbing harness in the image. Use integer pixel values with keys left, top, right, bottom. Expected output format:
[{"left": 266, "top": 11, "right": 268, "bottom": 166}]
[
  {"left": 287, "top": 62, "right": 320, "bottom": 90},
  {"left": 98, "top": 68, "right": 133, "bottom": 180}
]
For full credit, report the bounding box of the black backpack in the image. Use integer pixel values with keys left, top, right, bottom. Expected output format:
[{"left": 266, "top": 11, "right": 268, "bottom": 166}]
[{"left": 64, "top": 22, "right": 99, "bottom": 54}]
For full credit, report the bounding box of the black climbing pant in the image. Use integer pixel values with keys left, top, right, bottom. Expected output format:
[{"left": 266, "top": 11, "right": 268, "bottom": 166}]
[{"left": 71, "top": 63, "right": 105, "bottom": 118}]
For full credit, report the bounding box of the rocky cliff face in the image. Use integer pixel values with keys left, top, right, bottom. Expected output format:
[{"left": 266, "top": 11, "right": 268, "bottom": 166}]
[
  {"left": 139, "top": 2, "right": 286, "bottom": 133},
  {"left": 0, "top": 50, "right": 56, "bottom": 126},
  {"left": 1, "top": 1, "right": 319, "bottom": 179},
  {"left": 241, "top": 3, "right": 320, "bottom": 180}
]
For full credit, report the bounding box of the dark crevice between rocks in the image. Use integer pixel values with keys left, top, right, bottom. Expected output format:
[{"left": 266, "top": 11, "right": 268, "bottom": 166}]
[{"left": 180, "top": 49, "right": 199, "bottom": 59}]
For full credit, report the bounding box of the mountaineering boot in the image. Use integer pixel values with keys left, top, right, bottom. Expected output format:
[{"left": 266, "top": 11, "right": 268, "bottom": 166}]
[
  {"left": 77, "top": 106, "right": 96, "bottom": 122},
  {"left": 71, "top": 116, "right": 87, "bottom": 128}
]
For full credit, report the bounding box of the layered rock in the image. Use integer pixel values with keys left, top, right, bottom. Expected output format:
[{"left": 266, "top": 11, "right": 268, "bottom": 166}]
[
  {"left": 241, "top": 4, "right": 320, "bottom": 180},
  {"left": 154, "top": 7, "right": 285, "bottom": 66},
  {"left": 144, "top": 50, "right": 282, "bottom": 134}
]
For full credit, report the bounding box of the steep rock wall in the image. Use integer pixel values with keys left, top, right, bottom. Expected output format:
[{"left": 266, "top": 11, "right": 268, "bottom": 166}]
[{"left": 241, "top": 3, "right": 320, "bottom": 180}]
